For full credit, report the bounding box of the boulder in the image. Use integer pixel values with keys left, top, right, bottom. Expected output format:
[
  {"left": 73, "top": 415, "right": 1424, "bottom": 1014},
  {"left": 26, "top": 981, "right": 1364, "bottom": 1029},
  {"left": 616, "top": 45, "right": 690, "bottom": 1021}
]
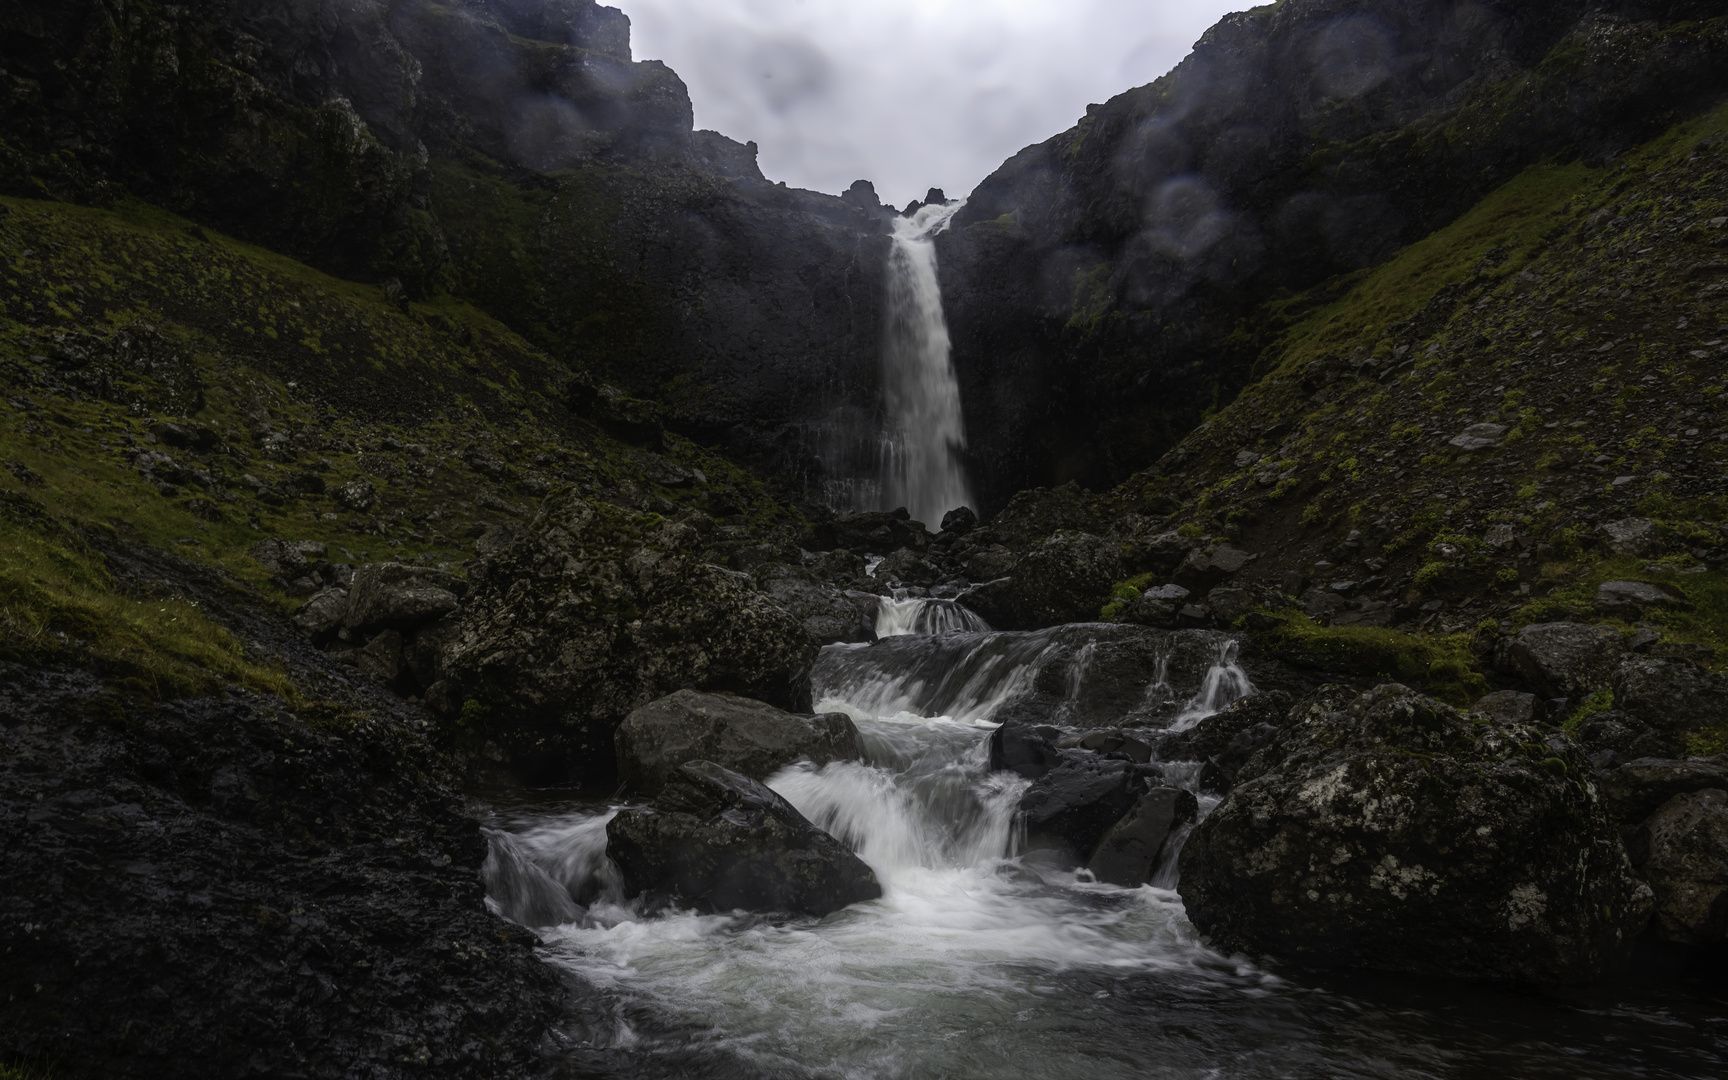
[
  {"left": 985, "top": 482, "right": 1100, "bottom": 549},
  {"left": 1612, "top": 656, "right": 1728, "bottom": 733},
  {"left": 1206, "top": 587, "right": 1261, "bottom": 628},
  {"left": 957, "top": 532, "right": 1122, "bottom": 630},
  {"left": 1119, "top": 530, "right": 1196, "bottom": 577},
  {"left": 1598, "top": 517, "right": 1660, "bottom": 556},
  {"left": 1448, "top": 422, "right": 1508, "bottom": 451},
  {"left": 1017, "top": 753, "right": 1151, "bottom": 865},
  {"left": 442, "top": 492, "right": 818, "bottom": 782},
  {"left": 940, "top": 506, "right": 978, "bottom": 535},
  {"left": 1179, "top": 684, "right": 1653, "bottom": 984},
  {"left": 357, "top": 628, "right": 405, "bottom": 686},
  {"left": 1572, "top": 710, "right": 1684, "bottom": 769},
  {"left": 753, "top": 563, "right": 875, "bottom": 644},
  {"left": 1119, "top": 583, "right": 1191, "bottom": 628},
  {"left": 1157, "top": 690, "right": 1293, "bottom": 795},
  {"left": 1595, "top": 580, "right": 1689, "bottom": 616},
  {"left": 615, "top": 690, "right": 864, "bottom": 795},
  {"left": 875, "top": 548, "right": 942, "bottom": 586},
  {"left": 605, "top": 761, "right": 881, "bottom": 916},
  {"left": 989, "top": 719, "right": 1064, "bottom": 780},
  {"left": 1086, "top": 787, "right": 1199, "bottom": 887},
  {"left": 1501, "top": 622, "right": 1624, "bottom": 700},
  {"left": 403, "top": 616, "right": 462, "bottom": 693},
  {"left": 1628, "top": 789, "right": 1728, "bottom": 944},
  {"left": 344, "top": 562, "right": 466, "bottom": 633},
  {"left": 1595, "top": 757, "right": 1728, "bottom": 822},
  {"left": 290, "top": 588, "right": 349, "bottom": 638},
  {"left": 816, "top": 510, "right": 929, "bottom": 554},
  {"left": 1173, "top": 544, "right": 1257, "bottom": 592},
  {"left": 1472, "top": 690, "right": 1543, "bottom": 726}
]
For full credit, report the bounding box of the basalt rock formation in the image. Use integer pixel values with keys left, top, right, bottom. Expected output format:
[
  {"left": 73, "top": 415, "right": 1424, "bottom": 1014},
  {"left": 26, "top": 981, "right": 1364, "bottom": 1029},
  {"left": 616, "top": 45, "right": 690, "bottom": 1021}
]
[{"left": 938, "top": 0, "right": 1728, "bottom": 511}]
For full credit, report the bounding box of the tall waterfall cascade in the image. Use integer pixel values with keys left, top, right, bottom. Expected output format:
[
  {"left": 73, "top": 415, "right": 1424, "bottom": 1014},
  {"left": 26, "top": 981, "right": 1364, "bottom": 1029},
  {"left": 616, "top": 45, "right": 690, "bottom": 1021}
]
[{"left": 877, "top": 200, "right": 974, "bottom": 528}]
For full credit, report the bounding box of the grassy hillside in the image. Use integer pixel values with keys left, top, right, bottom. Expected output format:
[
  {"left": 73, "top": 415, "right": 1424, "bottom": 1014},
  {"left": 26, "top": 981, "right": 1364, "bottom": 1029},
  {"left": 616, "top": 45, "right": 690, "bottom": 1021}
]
[
  {"left": 1104, "top": 100, "right": 1728, "bottom": 699},
  {"left": 0, "top": 195, "right": 802, "bottom": 696}
]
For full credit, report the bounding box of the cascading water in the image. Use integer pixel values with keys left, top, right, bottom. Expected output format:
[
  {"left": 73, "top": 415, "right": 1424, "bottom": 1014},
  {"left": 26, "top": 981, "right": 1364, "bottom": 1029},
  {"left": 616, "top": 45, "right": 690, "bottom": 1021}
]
[
  {"left": 877, "top": 201, "right": 974, "bottom": 528},
  {"left": 480, "top": 623, "right": 1728, "bottom": 1079}
]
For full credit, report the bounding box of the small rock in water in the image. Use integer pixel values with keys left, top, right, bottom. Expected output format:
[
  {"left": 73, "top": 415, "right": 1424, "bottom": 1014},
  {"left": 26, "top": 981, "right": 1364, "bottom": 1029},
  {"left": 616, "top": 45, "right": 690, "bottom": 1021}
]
[
  {"left": 614, "top": 689, "right": 863, "bottom": 796},
  {"left": 1087, "top": 788, "right": 1198, "bottom": 887},
  {"left": 1017, "top": 754, "right": 1150, "bottom": 866}
]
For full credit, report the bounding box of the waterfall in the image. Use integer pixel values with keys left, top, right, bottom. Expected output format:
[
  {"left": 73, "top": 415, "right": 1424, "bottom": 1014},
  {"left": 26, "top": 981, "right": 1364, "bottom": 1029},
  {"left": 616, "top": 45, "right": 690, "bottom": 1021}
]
[
  {"left": 878, "top": 200, "right": 974, "bottom": 527},
  {"left": 873, "top": 596, "right": 991, "bottom": 638}
]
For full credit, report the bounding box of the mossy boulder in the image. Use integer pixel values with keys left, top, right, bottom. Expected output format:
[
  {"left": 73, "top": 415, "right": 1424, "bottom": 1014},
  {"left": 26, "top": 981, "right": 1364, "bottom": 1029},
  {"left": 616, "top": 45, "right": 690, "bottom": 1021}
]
[
  {"left": 442, "top": 491, "right": 817, "bottom": 784},
  {"left": 1179, "top": 683, "right": 1653, "bottom": 984}
]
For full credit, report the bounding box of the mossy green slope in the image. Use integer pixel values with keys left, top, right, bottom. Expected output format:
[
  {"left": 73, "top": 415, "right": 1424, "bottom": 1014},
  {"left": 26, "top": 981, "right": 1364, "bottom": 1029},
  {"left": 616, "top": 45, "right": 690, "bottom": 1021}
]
[
  {"left": 1104, "top": 101, "right": 1728, "bottom": 692},
  {"left": 0, "top": 193, "right": 803, "bottom": 697}
]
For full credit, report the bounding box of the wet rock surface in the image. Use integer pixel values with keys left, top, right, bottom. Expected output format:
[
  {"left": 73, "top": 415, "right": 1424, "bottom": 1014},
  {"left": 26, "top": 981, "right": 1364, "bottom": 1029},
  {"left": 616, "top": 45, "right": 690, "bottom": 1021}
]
[
  {"left": 443, "top": 492, "right": 818, "bottom": 783},
  {"left": 606, "top": 761, "right": 882, "bottom": 916},
  {"left": 615, "top": 690, "right": 864, "bottom": 795},
  {"left": 1086, "top": 787, "right": 1199, "bottom": 887},
  {"left": 1157, "top": 690, "right": 1293, "bottom": 795},
  {"left": 1179, "top": 684, "right": 1653, "bottom": 984},
  {"left": 0, "top": 664, "right": 559, "bottom": 1080},
  {"left": 1017, "top": 754, "right": 1153, "bottom": 866}
]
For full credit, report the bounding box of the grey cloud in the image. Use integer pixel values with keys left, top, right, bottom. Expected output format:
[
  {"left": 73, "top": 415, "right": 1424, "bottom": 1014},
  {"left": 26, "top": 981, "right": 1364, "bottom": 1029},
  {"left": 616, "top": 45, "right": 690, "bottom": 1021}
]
[{"left": 618, "top": 0, "right": 1244, "bottom": 207}]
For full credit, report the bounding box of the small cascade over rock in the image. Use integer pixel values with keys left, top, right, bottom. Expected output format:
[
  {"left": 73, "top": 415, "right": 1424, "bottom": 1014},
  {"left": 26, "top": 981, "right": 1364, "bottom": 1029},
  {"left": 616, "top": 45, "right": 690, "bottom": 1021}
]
[
  {"left": 878, "top": 200, "right": 974, "bottom": 527},
  {"left": 873, "top": 595, "right": 990, "bottom": 638}
]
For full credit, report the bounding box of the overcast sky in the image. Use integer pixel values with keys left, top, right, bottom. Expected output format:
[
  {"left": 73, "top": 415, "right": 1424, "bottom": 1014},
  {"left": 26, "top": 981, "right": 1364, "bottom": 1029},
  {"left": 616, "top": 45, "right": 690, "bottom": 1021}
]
[{"left": 616, "top": 0, "right": 1249, "bottom": 208}]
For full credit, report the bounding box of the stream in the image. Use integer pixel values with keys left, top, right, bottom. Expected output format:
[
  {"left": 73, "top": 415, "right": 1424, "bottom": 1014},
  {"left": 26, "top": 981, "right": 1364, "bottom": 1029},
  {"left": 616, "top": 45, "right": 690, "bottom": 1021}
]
[{"left": 479, "top": 617, "right": 1728, "bottom": 1079}]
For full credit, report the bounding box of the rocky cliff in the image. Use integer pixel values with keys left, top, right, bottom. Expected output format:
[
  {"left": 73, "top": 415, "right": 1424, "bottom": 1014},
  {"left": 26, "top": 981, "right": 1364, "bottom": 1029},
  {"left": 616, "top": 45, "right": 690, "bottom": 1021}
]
[
  {"left": 939, "top": 0, "right": 1728, "bottom": 512},
  {"left": 0, "top": 0, "right": 896, "bottom": 495}
]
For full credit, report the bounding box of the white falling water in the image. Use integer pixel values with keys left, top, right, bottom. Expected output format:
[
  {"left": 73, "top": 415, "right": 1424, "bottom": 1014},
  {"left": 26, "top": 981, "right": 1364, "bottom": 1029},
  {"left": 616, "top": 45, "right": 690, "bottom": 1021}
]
[
  {"left": 878, "top": 200, "right": 974, "bottom": 528},
  {"left": 873, "top": 596, "right": 991, "bottom": 638}
]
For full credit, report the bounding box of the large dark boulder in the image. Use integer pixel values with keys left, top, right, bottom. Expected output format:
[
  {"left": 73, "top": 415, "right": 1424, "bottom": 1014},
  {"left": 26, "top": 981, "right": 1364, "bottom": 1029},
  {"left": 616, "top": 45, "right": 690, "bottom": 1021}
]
[
  {"left": 1612, "top": 656, "right": 1728, "bottom": 733},
  {"left": 1017, "top": 754, "right": 1151, "bottom": 865},
  {"left": 1573, "top": 710, "right": 1686, "bottom": 770},
  {"left": 816, "top": 510, "right": 931, "bottom": 554},
  {"left": 1157, "top": 690, "right": 1292, "bottom": 794},
  {"left": 1595, "top": 757, "right": 1728, "bottom": 823},
  {"left": 1179, "top": 684, "right": 1653, "bottom": 984},
  {"left": 1086, "top": 787, "right": 1199, "bottom": 887},
  {"left": 343, "top": 562, "right": 466, "bottom": 633},
  {"left": 753, "top": 563, "right": 876, "bottom": 645},
  {"left": 989, "top": 719, "right": 1064, "bottom": 780},
  {"left": 1628, "top": 789, "right": 1728, "bottom": 945},
  {"left": 983, "top": 483, "right": 1100, "bottom": 548},
  {"left": 443, "top": 493, "right": 817, "bottom": 783},
  {"left": 615, "top": 690, "right": 863, "bottom": 795},
  {"left": 1501, "top": 622, "right": 1625, "bottom": 701},
  {"left": 955, "top": 531, "right": 1122, "bottom": 630},
  {"left": 605, "top": 761, "right": 881, "bottom": 916}
]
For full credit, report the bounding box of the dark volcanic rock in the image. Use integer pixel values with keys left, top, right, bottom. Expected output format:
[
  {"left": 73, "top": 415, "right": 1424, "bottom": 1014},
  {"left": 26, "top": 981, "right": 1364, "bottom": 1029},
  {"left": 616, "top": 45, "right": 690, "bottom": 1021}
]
[
  {"left": 344, "top": 561, "right": 466, "bottom": 633},
  {"left": 1017, "top": 753, "right": 1152, "bottom": 865},
  {"left": 1086, "top": 787, "right": 1199, "bottom": 887},
  {"left": 606, "top": 761, "right": 882, "bottom": 916},
  {"left": 0, "top": 664, "right": 558, "bottom": 1079},
  {"left": 1596, "top": 757, "right": 1728, "bottom": 823},
  {"left": 956, "top": 531, "right": 1122, "bottom": 629},
  {"left": 754, "top": 563, "right": 876, "bottom": 644},
  {"left": 989, "top": 719, "right": 1064, "bottom": 780},
  {"left": 443, "top": 492, "right": 817, "bottom": 784},
  {"left": 1501, "top": 622, "right": 1625, "bottom": 700},
  {"left": 1612, "top": 656, "right": 1728, "bottom": 733},
  {"left": 817, "top": 510, "right": 932, "bottom": 554},
  {"left": 615, "top": 690, "right": 864, "bottom": 795},
  {"left": 1157, "top": 690, "right": 1292, "bottom": 794},
  {"left": 984, "top": 483, "right": 1101, "bottom": 548},
  {"left": 1573, "top": 710, "right": 1686, "bottom": 769},
  {"left": 1179, "top": 684, "right": 1653, "bottom": 984},
  {"left": 1630, "top": 789, "right": 1728, "bottom": 945},
  {"left": 937, "top": 0, "right": 1728, "bottom": 509}
]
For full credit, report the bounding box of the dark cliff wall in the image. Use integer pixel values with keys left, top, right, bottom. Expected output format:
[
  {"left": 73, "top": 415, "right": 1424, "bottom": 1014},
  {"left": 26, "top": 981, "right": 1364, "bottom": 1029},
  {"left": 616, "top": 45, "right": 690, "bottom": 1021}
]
[
  {"left": 0, "top": 0, "right": 894, "bottom": 494},
  {"left": 940, "top": 0, "right": 1728, "bottom": 515}
]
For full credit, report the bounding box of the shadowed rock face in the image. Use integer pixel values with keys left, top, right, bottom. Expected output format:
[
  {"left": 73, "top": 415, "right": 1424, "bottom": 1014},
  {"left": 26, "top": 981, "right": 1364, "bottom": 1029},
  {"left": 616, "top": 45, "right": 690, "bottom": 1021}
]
[
  {"left": 937, "top": 0, "right": 1728, "bottom": 511},
  {"left": 615, "top": 690, "right": 864, "bottom": 795},
  {"left": 1178, "top": 684, "right": 1654, "bottom": 984},
  {"left": 606, "top": 760, "right": 882, "bottom": 916}
]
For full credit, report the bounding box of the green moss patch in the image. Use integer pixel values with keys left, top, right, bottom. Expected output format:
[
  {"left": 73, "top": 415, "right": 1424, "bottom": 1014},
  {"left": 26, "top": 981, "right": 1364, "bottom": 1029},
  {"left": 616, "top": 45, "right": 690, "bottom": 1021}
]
[{"left": 1252, "top": 611, "right": 1490, "bottom": 705}]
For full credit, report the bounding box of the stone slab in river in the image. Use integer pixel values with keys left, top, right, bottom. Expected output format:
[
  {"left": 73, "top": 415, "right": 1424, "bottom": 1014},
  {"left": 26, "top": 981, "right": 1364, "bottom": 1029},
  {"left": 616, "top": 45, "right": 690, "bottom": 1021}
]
[
  {"left": 615, "top": 690, "right": 864, "bottom": 795},
  {"left": 1086, "top": 787, "right": 1198, "bottom": 887},
  {"left": 606, "top": 760, "right": 882, "bottom": 917}
]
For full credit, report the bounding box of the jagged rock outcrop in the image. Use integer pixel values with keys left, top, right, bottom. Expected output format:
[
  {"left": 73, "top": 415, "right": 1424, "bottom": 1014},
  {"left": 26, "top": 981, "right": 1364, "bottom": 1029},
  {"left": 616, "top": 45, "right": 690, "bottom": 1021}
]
[
  {"left": 936, "top": 0, "right": 1728, "bottom": 508},
  {"left": 1179, "top": 684, "right": 1653, "bottom": 984},
  {"left": 605, "top": 760, "right": 882, "bottom": 916},
  {"left": 614, "top": 690, "right": 863, "bottom": 795},
  {"left": 442, "top": 493, "right": 818, "bottom": 783}
]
